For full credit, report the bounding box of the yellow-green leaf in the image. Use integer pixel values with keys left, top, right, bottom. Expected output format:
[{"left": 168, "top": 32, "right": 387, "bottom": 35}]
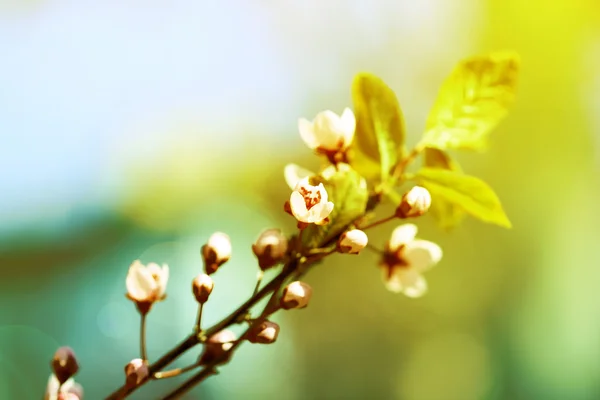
[
  {"left": 422, "top": 148, "right": 465, "bottom": 229},
  {"left": 302, "top": 164, "right": 369, "bottom": 248},
  {"left": 349, "top": 73, "right": 406, "bottom": 181},
  {"left": 415, "top": 167, "right": 511, "bottom": 228},
  {"left": 422, "top": 51, "right": 520, "bottom": 150}
]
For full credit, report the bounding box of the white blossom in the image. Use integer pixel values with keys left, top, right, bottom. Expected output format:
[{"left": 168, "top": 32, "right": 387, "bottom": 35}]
[
  {"left": 284, "top": 163, "right": 314, "bottom": 190},
  {"left": 381, "top": 224, "right": 442, "bottom": 298},
  {"left": 45, "top": 375, "right": 80, "bottom": 400},
  {"left": 125, "top": 260, "right": 169, "bottom": 303},
  {"left": 289, "top": 177, "right": 334, "bottom": 225},
  {"left": 298, "top": 108, "right": 356, "bottom": 152}
]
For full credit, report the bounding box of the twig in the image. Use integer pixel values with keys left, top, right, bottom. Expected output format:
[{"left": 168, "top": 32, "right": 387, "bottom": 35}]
[
  {"left": 104, "top": 260, "right": 299, "bottom": 400},
  {"left": 358, "top": 215, "right": 396, "bottom": 230},
  {"left": 194, "top": 303, "right": 204, "bottom": 333}
]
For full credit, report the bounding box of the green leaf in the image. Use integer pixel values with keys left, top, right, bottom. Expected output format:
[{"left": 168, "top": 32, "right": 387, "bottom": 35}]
[
  {"left": 422, "top": 148, "right": 465, "bottom": 230},
  {"left": 422, "top": 51, "right": 520, "bottom": 150},
  {"left": 302, "top": 165, "right": 369, "bottom": 248},
  {"left": 414, "top": 167, "right": 511, "bottom": 228},
  {"left": 349, "top": 73, "right": 406, "bottom": 181}
]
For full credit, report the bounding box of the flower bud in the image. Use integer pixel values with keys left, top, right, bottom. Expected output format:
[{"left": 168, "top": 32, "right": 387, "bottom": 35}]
[
  {"left": 280, "top": 281, "right": 312, "bottom": 310},
  {"left": 396, "top": 186, "right": 431, "bottom": 218},
  {"left": 192, "top": 273, "right": 214, "bottom": 304},
  {"left": 124, "top": 358, "right": 149, "bottom": 388},
  {"left": 247, "top": 320, "right": 280, "bottom": 344},
  {"left": 202, "top": 232, "right": 232, "bottom": 275},
  {"left": 337, "top": 229, "right": 368, "bottom": 254},
  {"left": 198, "top": 329, "right": 237, "bottom": 365},
  {"left": 51, "top": 347, "right": 79, "bottom": 385},
  {"left": 252, "top": 229, "right": 288, "bottom": 270}
]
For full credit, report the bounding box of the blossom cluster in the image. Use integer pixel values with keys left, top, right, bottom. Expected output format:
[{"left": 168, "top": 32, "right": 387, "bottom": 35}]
[{"left": 286, "top": 108, "right": 442, "bottom": 297}]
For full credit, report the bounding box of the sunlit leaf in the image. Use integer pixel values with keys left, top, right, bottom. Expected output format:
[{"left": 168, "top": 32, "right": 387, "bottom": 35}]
[
  {"left": 415, "top": 167, "right": 511, "bottom": 228},
  {"left": 302, "top": 164, "right": 369, "bottom": 248},
  {"left": 349, "top": 73, "right": 406, "bottom": 181},
  {"left": 422, "top": 148, "right": 465, "bottom": 229},
  {"left": 422, "top": 51, "right": 520, "bottom": 150}
]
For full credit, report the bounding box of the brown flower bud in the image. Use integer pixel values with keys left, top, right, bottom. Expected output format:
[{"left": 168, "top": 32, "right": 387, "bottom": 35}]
[
  {"left": 202, "top": 232, "right": 232, "bottom": 274},
  {"left": 51, "top": 347, "right": 79, "bottom": 385},
  {"left": 198, "top": 329, "right": 237, "bottom": 366},
  {"left": 192, "top": 273, "right": 214, "bottom": 304},
  {"left": 280, "top": 281, "right": 312, "bottom": 310},
  {"left": 124, "top": 358, "right": 149, "bottom": 388},
  {"left": 395, "top": 186, "right": 431, "bottom": 218},
  {"left": 251, "top": 229, "right": 288, "bottom": 270},
  {"left": 337, "top": 229, "right": 368, "bottom": 254},
  {"left": 247, "top": 320, "right": 280, "bottom": 344}
]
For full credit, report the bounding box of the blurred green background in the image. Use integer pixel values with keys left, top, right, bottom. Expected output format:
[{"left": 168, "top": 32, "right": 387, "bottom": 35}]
[{"left": 2, "top": 0, "right": 600, "bottom": 399}]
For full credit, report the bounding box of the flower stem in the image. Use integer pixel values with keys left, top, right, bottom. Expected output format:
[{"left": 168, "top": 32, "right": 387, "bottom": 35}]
[
  {"left": 366, "top": 243, "right": 384, "bottom": 254},
  {"left": 253, "top": 270, "right": 264, "bottom": 297},
  {"left": 359, "top": 215, "right": 396, "bottom": 230},
  {"left": 391, "top": 142, "right": 425, "bottom": 183},
  {"left": 194, "top": 303, "right": 204, "bottom": 333},
  {"left": 104, "top": 259, "right": 299, "bottom": 400},
  {"left": 153, "top": 362, "right": 201, "bottom": 379},
  {"left": 140, "top": 314, "right": 148, "bottom": 362},
  {"left": 161, "top": 267, "right": 291, "bottom": 399}
]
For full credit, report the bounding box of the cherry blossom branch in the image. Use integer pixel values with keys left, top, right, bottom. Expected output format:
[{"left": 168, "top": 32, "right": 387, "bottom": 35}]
[
  {"left": 161, "top": 262, "right": 304, "bottom": 399},
  {"left": 104, "top": 259, "right": 300, "bottom": 400},
  {"left": 358, "top": 214, "right": 396, "bottom": 230}
]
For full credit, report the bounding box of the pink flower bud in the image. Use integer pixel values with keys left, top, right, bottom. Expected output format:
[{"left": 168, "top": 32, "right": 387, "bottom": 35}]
[
  {"left": 280, "top": 281, "right": 312, "bottom": 310},
  {"left": 337, "top": 229, "right": 368, "bottom": 254},
  {"left": 198, "top": 330, "right": 237, "bottom": 366},
  {"left": 51, "top": 347, "right": 79, "bottom": 385},
  {"left": 247, "top": 320, "right": 280, "bottom": 344},
  {"left": 124, "top": 358, "right": 149, "bottom": 388},
  {"left": 192, "top": 273, "right": 214, "bottom": 304},
  {"left": 252, "top": 229, "right": 288, "bottom": 270},
  {"left": 202, "top": 232, "right": 232, "bottom": 274},
  {"left": 396, "top": 186, "right": 431, "bottom": 218}
]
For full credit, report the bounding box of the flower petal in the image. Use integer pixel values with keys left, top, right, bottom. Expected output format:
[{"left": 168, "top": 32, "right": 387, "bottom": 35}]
[
  {"left": 340, "top": 107, "right": 356, "bottom": 146},
  {"left": 404, "top": 240, "right": 442, "bottom": 272},
  {"left": 298, "top": 118, "right": 318, "bottom": 149},
  {"left": 46, "top": 375, "right": 75, "bottom": 400},
  {"left": 284, "top": 164, "right": 314, "bottom": 190},
  {"left": 316, "top": 183, "right": 329, "bottom": 203},
  {"left": 403, "top": 274, "right": 428, "bottom": 298},
  {"left": 126, "top": 261, "right": 155, "bottom": 301},
  {"left": 382, "top": 267, "right": 403, "bottom": 293},
  {"left": 290, "top": 191, "right": 309, "bottom": 221},
  {"left": 384, "top": 268, "right": 427, "bottom": 297},
  {"left": 307, "top": 201, "right": 334, "bottom": 223},
  {"left": 146, "top": 263, "right": 162, "bottom": 276},
  {"left": 156, "top": 264, "right": 169, "bottom": 297},
  {"left": 389, "top": 224, "right": 418, "bottom": 249},
  {"left": 313, "top": 111, "right": 344, "bottom": 150}
]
